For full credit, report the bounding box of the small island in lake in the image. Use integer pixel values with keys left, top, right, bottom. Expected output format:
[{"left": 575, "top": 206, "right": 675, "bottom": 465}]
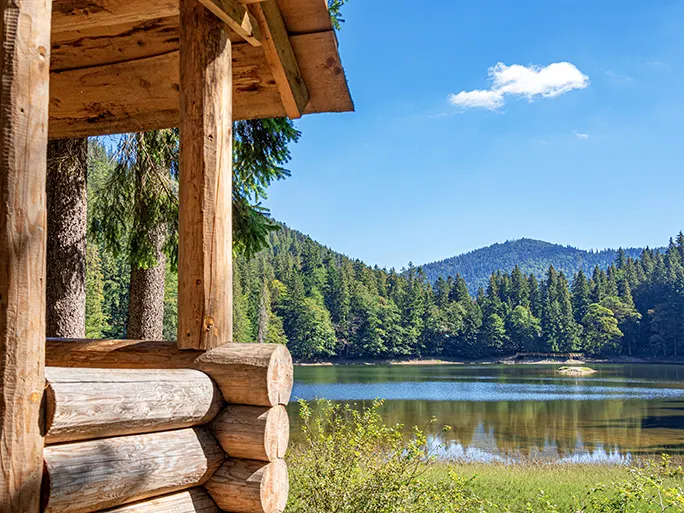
[{"left": 557, "top": 366, "right": 596, "bottom": 376}]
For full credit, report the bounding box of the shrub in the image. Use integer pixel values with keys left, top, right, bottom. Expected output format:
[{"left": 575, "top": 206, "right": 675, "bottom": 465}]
[{"left": 287, "top": 399, "right": 487, "bottom": 513}]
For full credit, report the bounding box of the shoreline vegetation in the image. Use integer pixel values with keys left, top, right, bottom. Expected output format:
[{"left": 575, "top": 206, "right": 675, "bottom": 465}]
[
  {"left": 295, "top": 355, "right": 684, "bottom": 366},
  {"left": 288, "top": 400, "right": 684, "bottom": 513}
]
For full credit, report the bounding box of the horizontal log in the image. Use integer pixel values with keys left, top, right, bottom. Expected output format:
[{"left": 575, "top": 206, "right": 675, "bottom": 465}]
[
  {"left": 204, "top": 459, "right": 288, "bottom": 513},
  {"left": 195, "top": 344, "right": 293, "bottom": 407},
  {"left": 46, "top": 339, "right": 293, "bottom": 407},
  {"left": 212, "top": 405, "right": 289, "bottom": 462},
  {"left": 44, "top": 367, "right": 223, "bottom": 444},
  {"left": 43, "top": 428, "right": 224, "bottom": 513},
  {"left": 46, "top": 338, "right": 202, "bottom": 368},
  {"left": 100, "top": 489, "right": 218, "bottom": 513}
]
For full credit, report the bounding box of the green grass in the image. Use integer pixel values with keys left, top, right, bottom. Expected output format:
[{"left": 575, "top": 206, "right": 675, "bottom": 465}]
[{"left": 426, "top": 463, "right": 630, "bottom": 512}]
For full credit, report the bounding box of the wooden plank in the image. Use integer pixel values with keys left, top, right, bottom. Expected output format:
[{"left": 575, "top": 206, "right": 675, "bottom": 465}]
[
  {"left": 48, "top": 30, "right": 352, "bottom": 138},
  {"left": 52, "top": 0, "right": 178, "bottom": 34},
  {"left": 0, "top": 0, "right": 51, "bottom": 510},
  {"left": 51, "top": 16, "right": 181, "bottom": 72},
  {"left": 178, "top": 0, "right": 233, "bottom": 350},
  {"left": 45, "top": 339, "right": 294, "bottom": 407},
  {"left": 295, "top": 31, "right": 353, "bottom": 115},
  {"left": 198, "top": 0, "right": 262, "bottom": 47},
  {"left": 43, "top": 428, "right": 225, "bottom": 513},
  {"left": 44, "top": 367, "right": 223, "bottom": 444},
  {"left": 49, "top": 45, "right": 284, "bottom": 138},
  {"left": 195, "top": 344, "right": 293, "bottom": 407},
  {"left": 100, "top": 489, "right": 219, "bottom": 513},
  {"left": 212, "top": 405, "right": 289, "bottom": 462},
  {"left": 204, "top": 459, "right": 288, "bottom": 513},
  {"left": 276, "top": 0, "right": 332, "bottom": 34},
  {"left": 249, "top": 0, "right": 308, "bottom": 118},
  {"left": 49, "top": 51, "right": 181, "bottom": 138}
]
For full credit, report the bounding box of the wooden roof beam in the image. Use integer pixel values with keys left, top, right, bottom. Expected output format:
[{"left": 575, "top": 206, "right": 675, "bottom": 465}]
[
  {"left": 249, "top": 0, "right": 309, "bottom": 118},
  {"left": 198, "top": 0, "right": 263, "bottom": 46}
]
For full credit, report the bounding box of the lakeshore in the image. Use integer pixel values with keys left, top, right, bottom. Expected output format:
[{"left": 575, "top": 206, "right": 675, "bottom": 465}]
[{"left": 295, "top": 355, "right": 684, "bottom": 366}]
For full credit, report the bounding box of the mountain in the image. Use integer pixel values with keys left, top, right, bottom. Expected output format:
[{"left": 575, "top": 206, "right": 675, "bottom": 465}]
[{"left": 417, "top": 238, "right": 646, "bottom": 293}]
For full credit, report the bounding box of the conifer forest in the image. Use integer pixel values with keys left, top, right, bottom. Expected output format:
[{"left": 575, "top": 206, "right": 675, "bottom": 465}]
[{"left": 86, "top": 140, "right": 684, "bottom": 361}]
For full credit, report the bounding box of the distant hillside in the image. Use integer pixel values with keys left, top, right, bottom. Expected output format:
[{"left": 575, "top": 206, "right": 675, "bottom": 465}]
[{"left": 418, "top": 238, "right": 645, "bottom": 293}]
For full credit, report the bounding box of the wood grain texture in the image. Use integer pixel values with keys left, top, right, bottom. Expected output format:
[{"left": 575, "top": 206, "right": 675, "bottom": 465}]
[
  {"left": 198, "top": 0, "right": 261, "bottom": 46},
  {"left": 0, "top": 0, "right": 51, "bottom": 510},
  {"left": 195, "top": 344, "right": 293, "bottom": 406},
  {"left": 212, "top": 405, "right": 289, "bottom": 461},
  {"left": 48, "top": 31, "right": 352, "bottom": 138},
  {"left": 249, "top": 0, "right": 308, "bottom": 118},
  {"left": 52, "top": 0, "right": 178, "bottom": 34},
  {"left": 45, "top": 339, "right": 293, "bottom": 406},
  {"left": 204, "top": 459, "right": 288, "bottom": 513},
  {"left": 49, "top": 50, "right": 181, "bottom": 139},
  {"left": 99, "top": 489, "right": 219, "bottom": 513},
  {"left": 43, "top": 428, "right": 224, "bottom": 513},
  {"left": 178, "top": 0, "right": 233, "bottom": 350},
  {"left": 51, "top": 16, "right": 180, "bottom": 72},
  {"left": 44, "top": 367, "right": 223, "bottom": 444},
  {"left": 276, "top": 0, "right": 332, "bottom": 34},
  {"left": 46, "top": 338, "right": 203, "bottom": 368}
]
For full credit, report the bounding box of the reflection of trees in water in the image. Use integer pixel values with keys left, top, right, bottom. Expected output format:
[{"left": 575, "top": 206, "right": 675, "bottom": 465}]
[
  {"left": 289, "top": 365, "right": 684, "bottom": 461},
  {"left": 370, "top": 399, "right": 684, "bottom": 458}
]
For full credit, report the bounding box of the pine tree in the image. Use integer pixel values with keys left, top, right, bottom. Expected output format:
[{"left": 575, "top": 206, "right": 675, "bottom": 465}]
[{"left": 571, "top": 270, "right": 591, "bottom": 323}]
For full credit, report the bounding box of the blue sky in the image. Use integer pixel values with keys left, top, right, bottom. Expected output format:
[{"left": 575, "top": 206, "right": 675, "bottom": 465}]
[{"left": 264, "top": 0, "right": 684, "bottom": 270}]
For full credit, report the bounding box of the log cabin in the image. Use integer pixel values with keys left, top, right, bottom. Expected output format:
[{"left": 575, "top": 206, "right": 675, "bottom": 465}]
[{"left": 0, "top": 0, "right": 352, "bottom": 511}]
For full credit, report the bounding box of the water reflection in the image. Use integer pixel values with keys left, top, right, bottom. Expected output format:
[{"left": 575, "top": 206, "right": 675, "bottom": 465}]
[{"left": 289, "top": 364, "right": 684, "bottom": 463}]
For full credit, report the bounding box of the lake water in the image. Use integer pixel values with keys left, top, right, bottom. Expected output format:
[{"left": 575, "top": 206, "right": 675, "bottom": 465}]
[{"left": 288, "top": 364, "right": 684, "bottom": 464}]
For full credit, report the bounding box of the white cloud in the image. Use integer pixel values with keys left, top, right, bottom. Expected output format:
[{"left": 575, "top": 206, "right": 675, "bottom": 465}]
[
  {"left": 448, "top": 89, "right": 504, "bottom": 110},
  {"left": 573, "top": 130, "right": 590, "bottom": 140},
  {"left": 449, "top": 62, "right": 589, "bottom": 109}
]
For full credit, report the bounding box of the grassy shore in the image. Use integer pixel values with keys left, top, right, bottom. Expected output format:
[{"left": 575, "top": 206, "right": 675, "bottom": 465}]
[{"left": 429, "top": 462, "right": 630, "bottom": 512}]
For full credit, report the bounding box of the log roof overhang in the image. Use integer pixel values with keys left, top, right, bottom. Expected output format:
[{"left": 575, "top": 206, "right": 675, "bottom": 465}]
[{"left": 49, "top": 0, "right": 354, "bottom": 139}]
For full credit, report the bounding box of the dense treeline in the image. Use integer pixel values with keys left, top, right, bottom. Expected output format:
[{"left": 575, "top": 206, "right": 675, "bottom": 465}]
[
  {"left": 85, "top": 144, "right": 684, "bottom": 361},
  {"left": 420, "top": 238, "right": 645, "bottom": 294},
  {"left": 228, "top": 227, "right": 684, "bottom": 359}
]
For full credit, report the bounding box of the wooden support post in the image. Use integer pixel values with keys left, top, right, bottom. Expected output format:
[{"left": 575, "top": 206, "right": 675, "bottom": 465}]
[
  {"left": 0, "top": 0, "right": 52, "bottom": 510},
  {"left": 178, "top": 0, "right": 233, "bottom": 351}
]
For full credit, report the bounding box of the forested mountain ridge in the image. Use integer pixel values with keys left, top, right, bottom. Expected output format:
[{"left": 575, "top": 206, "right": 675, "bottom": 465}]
[{"left": 419, "top": 238, "right": 646, "bottom": 293}]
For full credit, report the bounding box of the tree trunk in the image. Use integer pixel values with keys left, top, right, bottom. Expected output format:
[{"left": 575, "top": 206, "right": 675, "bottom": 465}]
[
  {"left": 46, "top": 138, "right": 87, "bottom": 338},
  {"left": 127, "top": 225, "right": 167, "bottom": 340}
]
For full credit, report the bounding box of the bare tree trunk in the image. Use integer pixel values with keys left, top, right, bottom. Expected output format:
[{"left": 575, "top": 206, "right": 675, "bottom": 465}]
[
  {"left": 127, "top": 225, "right": 167, "bottom": 340},
  {"left": 46, "top": 138, "right": 87, "bottom": 338}
]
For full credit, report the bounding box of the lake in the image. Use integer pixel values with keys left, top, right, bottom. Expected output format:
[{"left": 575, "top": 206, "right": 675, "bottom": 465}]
[{"left": 288, "top": 363, "right": 684, "bottom": 464}]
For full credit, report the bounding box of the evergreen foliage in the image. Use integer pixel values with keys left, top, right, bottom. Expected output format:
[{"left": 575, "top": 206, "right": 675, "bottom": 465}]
[
  {"left": 420, "top": 238, "right": 647, "bottom": 294},
  {"left": 87, "top": 219, "right": 684, "bottom": 361}
]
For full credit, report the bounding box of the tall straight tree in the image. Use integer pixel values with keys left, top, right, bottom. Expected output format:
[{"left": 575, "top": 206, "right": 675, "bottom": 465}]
[
  {"left": 91, "top": 130, "right": 178, "bottom": 340},
  {"left": 46, "top": 138, "right": 88, "bottom": 338},
  {"left": 91, "top": 119, "right": 300, "bottom": 340}
]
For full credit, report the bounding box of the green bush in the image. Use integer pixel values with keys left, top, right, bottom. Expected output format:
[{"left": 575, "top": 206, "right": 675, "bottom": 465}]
[
  {"left": 288, "top": 400, "right": 684, "bottom": 513},
  {"left": 287, "top": 399, "right": 487, "bottom": 513}
]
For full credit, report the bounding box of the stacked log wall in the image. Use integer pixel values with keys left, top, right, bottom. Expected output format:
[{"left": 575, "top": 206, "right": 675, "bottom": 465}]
[{"left": 41, "top": 342, "right": 293, "bottom": 513}]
